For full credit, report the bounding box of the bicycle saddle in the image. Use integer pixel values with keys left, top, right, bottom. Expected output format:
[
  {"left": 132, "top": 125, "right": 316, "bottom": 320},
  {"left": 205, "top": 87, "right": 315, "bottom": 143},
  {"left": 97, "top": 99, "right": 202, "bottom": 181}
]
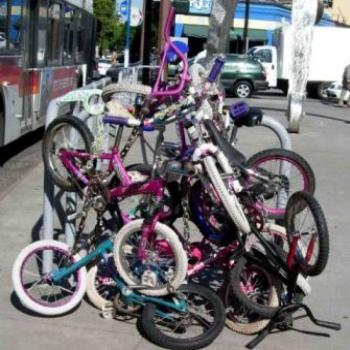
[
  {"left": 203, "top": 119, "right": 246, "bottom": 166},
  {"left": 229, "top": 102, "right": 263, "bottom": 128}
]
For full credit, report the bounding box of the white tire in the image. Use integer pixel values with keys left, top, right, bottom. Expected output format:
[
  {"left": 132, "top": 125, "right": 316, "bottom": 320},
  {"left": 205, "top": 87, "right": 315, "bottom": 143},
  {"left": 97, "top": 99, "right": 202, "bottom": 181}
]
[
  {"left": 86, "top": 264, "right": 116, "bottom": 310},
  {"left": 225, "top": 284, "right": 279, "bottom": 335},
  {"left": 203, "top": 156, "right": 251, "bottom": 235},
  {"left": 12, "top": 240, "right": 87, "bottom": 316},
  {"left": 113, "top": 219, "right": 188, "bottom": 296}
]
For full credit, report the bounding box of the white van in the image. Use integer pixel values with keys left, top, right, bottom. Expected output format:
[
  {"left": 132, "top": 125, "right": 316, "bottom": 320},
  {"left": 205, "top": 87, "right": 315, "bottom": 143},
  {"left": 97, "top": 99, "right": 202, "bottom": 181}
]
[{"left": 249, "top": 26, "right": 350, "bottom": 98}]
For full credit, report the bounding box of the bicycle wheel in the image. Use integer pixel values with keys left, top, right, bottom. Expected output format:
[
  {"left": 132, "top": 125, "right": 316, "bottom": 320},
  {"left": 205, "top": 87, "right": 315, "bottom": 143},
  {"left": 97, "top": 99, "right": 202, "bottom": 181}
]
[
  {"left": 224, "top": 279, "right": 279, "bottom": 335},
  {"left": 245, "top": 148, "right": 316, "bottom": 219},
  {"left": 141, "top": 284, "right": 225, "bottom": 350},
  {"left": 42, "top": 116, "right": 94, "bottom": 192},
  {"left": 189, "top": 180, "right": 238, "bottom": 245},
  {"left": 86, "top": 256, "right": 118, "bottom": 310},
  {"left": 285, "top": 191, "right": 329, "bottom": 276},
  {"left": 113, "top": 219, "right": 188, "bottom": 296},
  {"left": 12, "top": 240, "right": 87, "bottom": 316},
  {"left": 229, "top": 256, "right": 280, "bottom": 319}
]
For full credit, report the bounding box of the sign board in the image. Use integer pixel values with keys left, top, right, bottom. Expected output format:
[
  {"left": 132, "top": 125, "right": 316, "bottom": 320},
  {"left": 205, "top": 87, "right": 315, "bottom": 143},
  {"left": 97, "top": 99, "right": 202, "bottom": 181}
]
[{"left": 189, "top": 0, "right": 212, "bottom": 15}]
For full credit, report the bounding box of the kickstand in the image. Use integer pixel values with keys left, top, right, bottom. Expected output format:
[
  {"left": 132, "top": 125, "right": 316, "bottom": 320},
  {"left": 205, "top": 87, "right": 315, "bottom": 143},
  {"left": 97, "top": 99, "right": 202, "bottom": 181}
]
[{"left": 246, "top": 303, "right": 341, "bottom": 349}]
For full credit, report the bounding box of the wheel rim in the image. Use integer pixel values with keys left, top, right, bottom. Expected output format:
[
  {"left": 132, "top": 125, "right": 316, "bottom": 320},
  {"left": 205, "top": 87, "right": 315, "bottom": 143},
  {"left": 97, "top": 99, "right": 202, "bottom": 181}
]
[
  {"left": 239, "top": 265, "right": 275, "bottom": 307},
  {"left": 236, "top": 84, "right": 251, "bottom": 98},
  {"left": 20, "top": 246, "right": 81, "bottom": 308},
  {"left": 288, "top": 198, "right": 320, "bottom": 270},
  {"left": 47, "top": 123, "right": 90, "bottom": 186},
  {"left": 249, "top": 155, "right": 309, "bottom": 217},
  {"left": 151, "top": 290, "right": 216, "bottom": 340},
  {"left": 94, "top": 257, "right": 118, "bottom": 302},
  {"left": 119, "top": 229, "right": 178, "bottom": 290}
]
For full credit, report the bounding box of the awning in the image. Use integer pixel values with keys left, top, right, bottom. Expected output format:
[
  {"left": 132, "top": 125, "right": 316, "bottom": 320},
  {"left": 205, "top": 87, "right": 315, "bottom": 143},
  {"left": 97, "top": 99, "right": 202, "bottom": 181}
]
[
  {"left": 183, "top": 24, "right": 209, "bottom": 38},
  {"left": 183, "top": 24, "right": 267, "bottom": 41},
  {"left": 230, "top": 28, "right": 267, "bottom": 41}
]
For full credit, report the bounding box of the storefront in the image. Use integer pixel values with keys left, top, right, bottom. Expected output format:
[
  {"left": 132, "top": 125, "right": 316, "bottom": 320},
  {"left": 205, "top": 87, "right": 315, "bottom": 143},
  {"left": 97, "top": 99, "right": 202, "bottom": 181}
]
[{"left": 174, "top": 1, "right": 335, "bottom": 56}]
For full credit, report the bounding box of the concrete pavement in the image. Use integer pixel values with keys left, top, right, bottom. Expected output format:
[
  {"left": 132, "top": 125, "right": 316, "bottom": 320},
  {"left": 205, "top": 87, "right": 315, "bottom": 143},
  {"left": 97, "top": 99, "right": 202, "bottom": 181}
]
[{"left": 0, "top": 96, "right": 349, "bottom": 350}]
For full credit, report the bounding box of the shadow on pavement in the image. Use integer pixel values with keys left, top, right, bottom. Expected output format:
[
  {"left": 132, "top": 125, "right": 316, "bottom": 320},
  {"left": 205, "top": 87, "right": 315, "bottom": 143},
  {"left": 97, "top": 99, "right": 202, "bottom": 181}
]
[
  {"left": 259, "top": 106, "right": 349, "bottom": 124},
  {"left": 0, "top": 127, "right": 44, "bottom": 166}
]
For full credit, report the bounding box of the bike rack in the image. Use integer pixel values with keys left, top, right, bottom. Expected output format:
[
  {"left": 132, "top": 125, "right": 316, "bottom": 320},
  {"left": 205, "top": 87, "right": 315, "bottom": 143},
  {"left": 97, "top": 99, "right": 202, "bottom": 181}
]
[{"left": 42, "top": 77, "right": 111, "bottom": 271}]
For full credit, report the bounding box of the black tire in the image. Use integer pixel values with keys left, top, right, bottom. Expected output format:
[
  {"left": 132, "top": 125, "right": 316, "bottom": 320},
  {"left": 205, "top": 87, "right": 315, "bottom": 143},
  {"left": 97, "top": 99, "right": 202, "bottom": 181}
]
[
  {"left": 42, "top": 116, "right": 94, "bottom": 192},
  {"left": 286, "top": 191, "right": 329, "bottom": 276},
  {"left": 140, "top": 284, "right": 225, "bottom": 350},
  {"left": 229, "top": 256, "right": 280, "bottom": 319},
  {"left": 245, "top": 148, "right": 316, "bottom": 219},
  {"left": 0, "top": 111, "right": 4, "bottom": 147},
  {"left": 233, "top": 80, "right": 253, "bottom": 98}
]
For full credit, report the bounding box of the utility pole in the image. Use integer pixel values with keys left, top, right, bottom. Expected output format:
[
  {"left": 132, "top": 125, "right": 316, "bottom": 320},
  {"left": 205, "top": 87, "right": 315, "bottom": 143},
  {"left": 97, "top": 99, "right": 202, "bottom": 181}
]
[
  {"left": 157, "top": 0, "right": 171, "bottom": 58},
  {"left": 243, "top": 0, "right": 250, "bottom": 52},
  {"left": 140, "top": 0, "right": 153, "bottom": 84},
  {"left": 204, "top": 0, "right": 239, "bottom": 67}
]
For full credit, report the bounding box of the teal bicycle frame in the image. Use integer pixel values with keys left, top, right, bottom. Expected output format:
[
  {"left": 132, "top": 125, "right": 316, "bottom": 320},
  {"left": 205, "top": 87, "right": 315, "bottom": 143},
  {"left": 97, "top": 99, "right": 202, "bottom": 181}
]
[{"left": 51, "top": 239, "right": 187, "bottom": 317}]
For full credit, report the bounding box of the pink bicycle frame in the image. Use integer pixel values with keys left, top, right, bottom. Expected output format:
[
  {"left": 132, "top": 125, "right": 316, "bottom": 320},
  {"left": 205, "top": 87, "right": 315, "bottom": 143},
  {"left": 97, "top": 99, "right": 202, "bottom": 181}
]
[{"left": 151, "top": 7, "right": 189, "bottom": 99}]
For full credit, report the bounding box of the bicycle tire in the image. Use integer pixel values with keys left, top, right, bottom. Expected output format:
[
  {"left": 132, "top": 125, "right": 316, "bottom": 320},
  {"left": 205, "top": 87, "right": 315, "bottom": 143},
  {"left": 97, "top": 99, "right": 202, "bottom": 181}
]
[
  {"left": 229, "top": 256, "right": 280, "bottom": 319},
  {"left": 224, "top": 278, "right": 279, "bottom": 335},
  {"left": 42, "top": 116, "right": 94, "bottom": 192},
  {"left": 86, "top": 259, "right": 117, "bottom": 310},
  {"left": 203, "top": 156, "right": 251, "bottom": 235},
  {"left": 113, "top": 219, "right": 188, "bottom": 296},
  {"left": 245, "top": 148, "right": 316, "bottom": 219},
  {"left": 286, "top": 191, "right": 329, "bottom": 276},
  {"left": 12, "top": 240, "right": 87, "bottom": 316},
  {"left": 140, "top": 284, "right": 225, "bottom": 350},
  {"left": 102, "top": 83, "right": 151, "bottom": 103}
]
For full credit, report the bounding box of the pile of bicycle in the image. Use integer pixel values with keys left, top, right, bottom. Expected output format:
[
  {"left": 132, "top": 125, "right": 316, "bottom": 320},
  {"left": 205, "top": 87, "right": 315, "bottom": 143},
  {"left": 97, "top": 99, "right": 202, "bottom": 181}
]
[{"left": 11, "top": 7, "right": 340, "bottom": 350}]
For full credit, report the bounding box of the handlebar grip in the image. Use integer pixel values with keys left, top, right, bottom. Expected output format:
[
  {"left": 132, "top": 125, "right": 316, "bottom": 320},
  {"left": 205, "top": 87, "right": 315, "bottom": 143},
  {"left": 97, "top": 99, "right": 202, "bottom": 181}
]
[{"left": 207, "top": 57, "right": 225, "bottom": 83}]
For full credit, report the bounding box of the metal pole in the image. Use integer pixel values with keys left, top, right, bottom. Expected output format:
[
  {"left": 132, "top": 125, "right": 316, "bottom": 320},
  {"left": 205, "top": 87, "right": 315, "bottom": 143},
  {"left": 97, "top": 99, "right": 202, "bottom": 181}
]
[
  {"left": 124, "top": 0, "right": 132, "bottom": 68},
  {"left": 204, "top": 0, "right": 239, "bottom": 67},
  {"left": 141, "top": 0, "right": 153, "bottom": 84},
  {"left": 287, "top": 0, "right": 319, "bottom": 133},
  {"left": 243, "top": 0, "right": 250, "bottom": 52}
]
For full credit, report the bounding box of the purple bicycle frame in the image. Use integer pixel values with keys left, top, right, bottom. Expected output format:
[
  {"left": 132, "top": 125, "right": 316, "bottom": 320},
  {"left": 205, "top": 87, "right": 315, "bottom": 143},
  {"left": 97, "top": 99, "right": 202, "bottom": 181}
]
[{"left": 59, "top": 147, "right": 172, "bottom": 261}]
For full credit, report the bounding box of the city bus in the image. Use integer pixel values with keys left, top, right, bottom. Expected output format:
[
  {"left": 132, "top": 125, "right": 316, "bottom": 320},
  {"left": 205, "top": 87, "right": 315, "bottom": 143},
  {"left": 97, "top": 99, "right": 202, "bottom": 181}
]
[{"left": 0, "top": 0, "right": 96, "bottom": 147}]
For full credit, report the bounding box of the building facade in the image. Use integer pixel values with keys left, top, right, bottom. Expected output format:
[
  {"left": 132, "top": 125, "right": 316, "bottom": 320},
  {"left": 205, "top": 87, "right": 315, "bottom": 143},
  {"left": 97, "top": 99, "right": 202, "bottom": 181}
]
[{"left": 174, "top": 0, "right": 336, "bottom": 55}]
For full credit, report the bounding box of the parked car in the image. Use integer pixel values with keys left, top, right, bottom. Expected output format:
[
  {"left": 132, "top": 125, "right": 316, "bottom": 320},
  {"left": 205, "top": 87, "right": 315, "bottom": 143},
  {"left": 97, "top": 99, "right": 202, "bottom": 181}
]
[
  {"left": 98, "top": 58, "right": 112, "bottom": 76},
  {"left": 326, "top": 81, "right": 342, "bottom": 99},
  {"left": 220, "top": 54, "right": 268, "bottom": 98}
]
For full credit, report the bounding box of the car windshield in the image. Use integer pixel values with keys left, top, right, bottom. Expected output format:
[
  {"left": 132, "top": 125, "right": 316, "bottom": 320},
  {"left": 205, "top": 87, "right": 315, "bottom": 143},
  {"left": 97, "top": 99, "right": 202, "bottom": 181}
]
[
  {"left": 246, "top": 48, "right": 257, "bottom": 55},
  {"left": 99, "top": 59, "right": 111, "bottom": 64}
]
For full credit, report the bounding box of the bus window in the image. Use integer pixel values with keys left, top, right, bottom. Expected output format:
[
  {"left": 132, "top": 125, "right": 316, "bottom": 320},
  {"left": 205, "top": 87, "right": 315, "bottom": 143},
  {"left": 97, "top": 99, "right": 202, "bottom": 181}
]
[
  {"left": 64, "top": 4, "right": 74, "bottom": 63},
  {"left": 47, "top": 1, "right": 63, "bottom": 65},
  {"left": 75, "top": 10, "right": 84, "bottom": 63},
  {"left": 0, "top": 0, "right": 23, "bottom": 51},
  {"left": 0, "top": 1, "right": 7, "bottom": 50}
]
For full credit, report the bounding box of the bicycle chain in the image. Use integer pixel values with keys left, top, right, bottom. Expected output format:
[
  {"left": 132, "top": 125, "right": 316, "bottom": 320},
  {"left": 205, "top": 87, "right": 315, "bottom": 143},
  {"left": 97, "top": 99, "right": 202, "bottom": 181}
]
[{"left": 181, "top": 192, "right": 191, "bottom": 248}]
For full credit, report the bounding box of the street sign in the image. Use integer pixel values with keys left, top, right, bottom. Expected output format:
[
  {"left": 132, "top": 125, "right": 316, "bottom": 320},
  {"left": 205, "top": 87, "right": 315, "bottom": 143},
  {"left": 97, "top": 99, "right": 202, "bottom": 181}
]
[
  {"left": 120, "top": 0, "right": 128, "bottom": 17},
  {"left": 130, "top": 7, "right": 143, "bottom": 27}
]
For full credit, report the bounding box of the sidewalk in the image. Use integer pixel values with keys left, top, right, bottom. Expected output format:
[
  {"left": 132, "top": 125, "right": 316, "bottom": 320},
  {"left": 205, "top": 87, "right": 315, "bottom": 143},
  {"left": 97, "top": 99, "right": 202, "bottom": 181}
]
[{"left": 0, "top": 99, "right": 349, "bottom": 350}]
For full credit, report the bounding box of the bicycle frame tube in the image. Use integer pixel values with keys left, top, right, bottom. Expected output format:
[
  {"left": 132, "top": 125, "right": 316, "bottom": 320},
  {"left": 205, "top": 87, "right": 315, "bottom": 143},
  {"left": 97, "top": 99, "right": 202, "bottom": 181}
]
[
  {"left": 187, "top": 241, "right": 239, "bottom": 277},
  {"left": 52, "top": 239, "right": 113, "bottom": 282},
  {"left": 114, "top": 277, "right": 187, "bottom": 314}
]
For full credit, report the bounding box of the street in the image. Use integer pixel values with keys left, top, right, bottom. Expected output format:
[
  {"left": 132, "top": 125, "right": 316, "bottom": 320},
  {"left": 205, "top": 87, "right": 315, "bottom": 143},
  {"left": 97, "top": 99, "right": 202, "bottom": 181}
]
[{"left": 0, "top": 93, "right": 349, "bottom": 350}]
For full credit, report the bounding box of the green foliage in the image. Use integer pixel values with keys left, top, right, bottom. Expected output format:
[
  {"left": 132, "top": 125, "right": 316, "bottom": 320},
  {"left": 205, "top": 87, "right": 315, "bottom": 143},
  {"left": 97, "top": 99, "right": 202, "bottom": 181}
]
[{"left": 93, "top": 0, "right": 123, "bottom": 53}]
